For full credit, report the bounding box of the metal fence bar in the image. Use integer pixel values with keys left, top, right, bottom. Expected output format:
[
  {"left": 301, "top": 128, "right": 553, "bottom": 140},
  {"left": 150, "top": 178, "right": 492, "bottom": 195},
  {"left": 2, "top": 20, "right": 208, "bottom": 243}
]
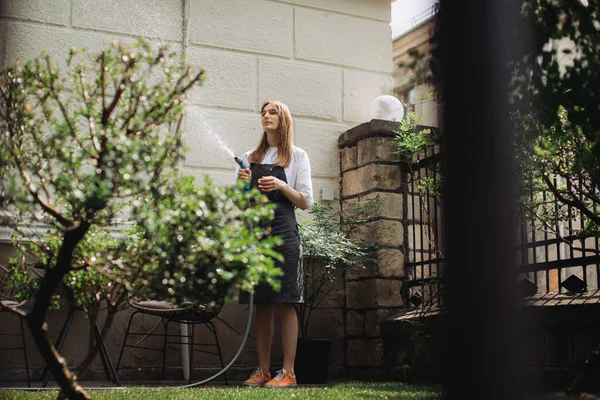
[{"left": 403, "top": 142, "right": 600, "bottom": 303}]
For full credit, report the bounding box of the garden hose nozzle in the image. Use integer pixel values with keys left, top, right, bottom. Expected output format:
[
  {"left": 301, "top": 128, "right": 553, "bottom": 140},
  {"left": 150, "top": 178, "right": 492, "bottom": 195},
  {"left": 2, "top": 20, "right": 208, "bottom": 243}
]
[
  {"left": 234, "top": 156, "right": 250, "bottom": 191},
  {"left": 234, "top": 156, "right": 247, "bottom": 170}
]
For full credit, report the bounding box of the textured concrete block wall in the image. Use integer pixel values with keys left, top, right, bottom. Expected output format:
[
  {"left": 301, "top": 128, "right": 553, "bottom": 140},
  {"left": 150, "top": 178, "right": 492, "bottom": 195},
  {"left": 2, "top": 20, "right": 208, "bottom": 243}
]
[
  {"left": 0, "top": 0, "right": 392, "bottom": 194},
  {"left": 183, "top": 0, "right": 393, "bottom": 191},
  {"left": 0, "top": 0, "right": 393, "bottom": 382}
]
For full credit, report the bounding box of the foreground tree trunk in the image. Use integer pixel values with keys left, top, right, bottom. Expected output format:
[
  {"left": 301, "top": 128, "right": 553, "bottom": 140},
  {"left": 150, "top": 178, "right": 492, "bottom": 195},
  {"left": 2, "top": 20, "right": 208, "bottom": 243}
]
[{"left": 27, "top": 228, "right": 91, "bottom": 400}]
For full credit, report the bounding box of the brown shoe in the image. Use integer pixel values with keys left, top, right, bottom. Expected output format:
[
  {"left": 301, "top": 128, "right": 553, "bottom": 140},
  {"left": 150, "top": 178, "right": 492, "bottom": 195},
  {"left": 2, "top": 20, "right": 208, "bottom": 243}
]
[
  {"left": 264, "top": 368, "right": 297, "bottom": 389},
  {"left": 243, "top": 367, "right": 271, "bottom": 387}
]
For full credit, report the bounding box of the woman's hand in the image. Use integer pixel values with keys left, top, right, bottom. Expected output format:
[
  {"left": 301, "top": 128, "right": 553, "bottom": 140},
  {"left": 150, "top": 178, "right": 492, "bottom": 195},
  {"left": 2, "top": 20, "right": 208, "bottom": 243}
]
[
  {"left": 238, "top": 168, "right": 251, "bottom": 182},
  {"left": 257, "top": 176, "right": 287, "bottom": 192},
  {"left": 259, "top": 175, "right": 309, "bottom": 209}
]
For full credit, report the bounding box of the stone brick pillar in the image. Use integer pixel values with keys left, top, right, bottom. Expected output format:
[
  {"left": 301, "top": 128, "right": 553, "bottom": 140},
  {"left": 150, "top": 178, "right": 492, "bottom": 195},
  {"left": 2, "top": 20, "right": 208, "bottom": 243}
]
[{"left": 338, "top": 119, "right": 406, "bottom": 380}]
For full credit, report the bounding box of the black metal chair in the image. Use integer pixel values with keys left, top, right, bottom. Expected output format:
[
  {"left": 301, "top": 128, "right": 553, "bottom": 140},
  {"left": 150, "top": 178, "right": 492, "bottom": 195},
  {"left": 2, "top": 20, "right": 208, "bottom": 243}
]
[
  {"left": 0, "top": 265, "right": 31, "bottom": 387},
  {"left": 115, "top": 296, "right": 227, "bottom": 384},
  {"left": 39, "top": 286, "right": 121, "bottom": 387}
]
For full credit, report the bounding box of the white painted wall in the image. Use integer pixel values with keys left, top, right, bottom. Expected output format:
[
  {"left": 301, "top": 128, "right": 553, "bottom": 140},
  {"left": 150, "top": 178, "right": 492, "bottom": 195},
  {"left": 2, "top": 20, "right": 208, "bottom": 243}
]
[{"left": 0, "top": 0, "right": 393, "bottom": 199}]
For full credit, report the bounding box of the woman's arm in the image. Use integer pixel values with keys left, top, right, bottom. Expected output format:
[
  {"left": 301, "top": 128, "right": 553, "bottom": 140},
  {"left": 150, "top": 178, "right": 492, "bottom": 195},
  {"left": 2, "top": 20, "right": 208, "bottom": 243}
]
[
  {"left": 257, "top": 177, "right": 310, "bottom": 210},
  {"left": 257, "top": 150, "right": 313, "bottom": 210}
]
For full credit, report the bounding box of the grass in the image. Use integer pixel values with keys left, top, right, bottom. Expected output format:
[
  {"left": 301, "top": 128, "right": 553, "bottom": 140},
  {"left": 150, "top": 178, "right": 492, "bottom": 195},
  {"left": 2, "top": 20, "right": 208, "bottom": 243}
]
[
  {"left": 0, "top": 383, "right": 598, "bottom": 400},
  {"left": 0, "top": 382, "right": 442, "bottom": 400}
]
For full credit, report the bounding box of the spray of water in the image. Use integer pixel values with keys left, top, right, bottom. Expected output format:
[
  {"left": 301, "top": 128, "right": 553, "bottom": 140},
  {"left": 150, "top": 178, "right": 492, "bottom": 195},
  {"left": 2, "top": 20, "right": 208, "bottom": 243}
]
[
  {"left": 192, "top": 108, "right": 236, "bottom": 159},
  {"left": 141, "top": 31, "right": 237, "bottom": 162}
]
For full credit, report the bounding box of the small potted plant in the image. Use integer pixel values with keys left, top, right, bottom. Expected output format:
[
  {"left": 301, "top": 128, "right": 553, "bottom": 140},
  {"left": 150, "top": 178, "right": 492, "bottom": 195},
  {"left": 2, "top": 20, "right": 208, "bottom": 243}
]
[{"left": 295, "top": 200, "right": 373, "bottom": 384}]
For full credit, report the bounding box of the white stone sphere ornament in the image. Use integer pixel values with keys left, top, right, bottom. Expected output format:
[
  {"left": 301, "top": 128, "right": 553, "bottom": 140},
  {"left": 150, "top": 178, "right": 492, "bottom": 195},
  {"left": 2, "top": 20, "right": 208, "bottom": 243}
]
[{"left": 369, "top": 95, "right": 404, "bottom": 122}]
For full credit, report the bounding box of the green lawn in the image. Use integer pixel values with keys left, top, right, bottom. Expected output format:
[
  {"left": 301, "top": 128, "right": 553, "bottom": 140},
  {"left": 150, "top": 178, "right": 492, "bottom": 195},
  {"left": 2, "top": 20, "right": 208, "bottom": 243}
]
[
  {"left": 0, "top": 382, "right": 441, "bottom": 400},
  {"left": 0, "top": 382, "right": 597, "bottom": 400}
]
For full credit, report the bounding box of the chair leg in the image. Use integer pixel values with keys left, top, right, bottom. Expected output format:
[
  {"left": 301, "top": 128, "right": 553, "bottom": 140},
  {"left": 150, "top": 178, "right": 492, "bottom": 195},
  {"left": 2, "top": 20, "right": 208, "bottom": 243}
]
[
  {"left": 94, "top": 322, "right": 120, "bottom": 386},
  {"left": 162, "top": 319, "right": 170, "bottom": 381},
  {"left": 96, "top": 326, "right": 112, "bottom": 382},
  {"left": 42, "top": 305, "right": 75, "bottom": 387},
  {"left": 116, "top": 310, "right": 139, "bottom": 374},
  {"left": 207, "top": 320, "right": 227, "bottom": 385},
  {"left": 189, "top": 322, "right": 195, "bottom": 384},
  {"left": 19, "top": 316, "right": 31, "bottom": 388}
]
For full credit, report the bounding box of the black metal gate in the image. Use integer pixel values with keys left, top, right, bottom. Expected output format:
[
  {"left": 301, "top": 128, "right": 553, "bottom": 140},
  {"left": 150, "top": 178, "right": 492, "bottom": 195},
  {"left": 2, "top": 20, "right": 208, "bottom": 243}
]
[{"left": 402, "top": 137, "right": 600, "bottom": 309}]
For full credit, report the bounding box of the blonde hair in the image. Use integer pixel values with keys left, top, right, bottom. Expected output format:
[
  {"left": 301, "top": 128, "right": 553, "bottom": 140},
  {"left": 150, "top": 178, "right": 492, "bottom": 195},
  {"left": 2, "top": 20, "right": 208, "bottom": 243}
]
[{"left": 249, "top": 100, "right": 293, "bottom": 167}]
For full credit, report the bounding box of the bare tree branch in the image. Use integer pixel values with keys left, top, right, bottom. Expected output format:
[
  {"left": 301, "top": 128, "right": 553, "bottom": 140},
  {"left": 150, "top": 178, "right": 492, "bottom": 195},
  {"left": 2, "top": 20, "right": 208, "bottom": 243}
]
[
  {"left": 76, "top": 66, "right": 101, "bottom": 157},
  {"left": 543, "top": 174, "right": 600, "bottom": 226},
  {"left": 9, "top": 149, "right": 72, "bottom": 227}
]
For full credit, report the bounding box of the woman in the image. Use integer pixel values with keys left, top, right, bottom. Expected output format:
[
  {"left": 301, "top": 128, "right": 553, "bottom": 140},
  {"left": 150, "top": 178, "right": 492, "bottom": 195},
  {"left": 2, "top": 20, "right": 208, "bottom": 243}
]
[{"left": 237, "top": 100, "right": 313, "bottom": 389}]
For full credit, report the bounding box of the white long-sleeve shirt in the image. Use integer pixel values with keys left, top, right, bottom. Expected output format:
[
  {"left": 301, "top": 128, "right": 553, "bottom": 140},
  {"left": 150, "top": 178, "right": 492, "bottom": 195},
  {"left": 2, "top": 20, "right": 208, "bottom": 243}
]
[{"left": 235, "top": 146, "right": 314, "bottom": 209}]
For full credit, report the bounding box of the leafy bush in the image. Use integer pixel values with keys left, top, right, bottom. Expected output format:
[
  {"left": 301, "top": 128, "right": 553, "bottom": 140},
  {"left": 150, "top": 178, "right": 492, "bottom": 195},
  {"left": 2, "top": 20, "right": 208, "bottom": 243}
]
[
  {"left": 125, "top": 175, "right": 283, "bottom": 305},
  {"left": 297, "top": 201, "right": 372, "bottom": 337},
  {"left": 0, "top": 38, "right": 281, "bottom": 398}
]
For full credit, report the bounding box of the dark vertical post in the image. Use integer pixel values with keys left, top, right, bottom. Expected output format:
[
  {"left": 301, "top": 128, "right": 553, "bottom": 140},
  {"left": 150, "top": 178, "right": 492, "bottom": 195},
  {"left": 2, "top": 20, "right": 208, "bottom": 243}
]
[
  {"left": 0, "top": 1, "right": 6, "bottom": 68},
  {"left": 439, "top": 0, "right": 520, "bottom": 398}
]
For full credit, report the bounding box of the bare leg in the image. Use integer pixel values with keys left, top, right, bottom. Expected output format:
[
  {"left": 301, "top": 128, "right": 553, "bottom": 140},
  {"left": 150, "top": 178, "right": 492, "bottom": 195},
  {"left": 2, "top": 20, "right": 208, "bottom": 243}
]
[
  {"left": 255, "top": 304, "right": 275, "bottom": 371},
  {"left": 277, "top": 303, "right": 298, "bottom": 374}
]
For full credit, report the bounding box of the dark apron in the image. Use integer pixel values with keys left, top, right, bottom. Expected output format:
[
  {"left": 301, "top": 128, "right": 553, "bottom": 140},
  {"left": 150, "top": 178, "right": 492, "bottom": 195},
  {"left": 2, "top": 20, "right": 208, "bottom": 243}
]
[{"left": 240, "top": 163, "right": 304, "bottom": 304}]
